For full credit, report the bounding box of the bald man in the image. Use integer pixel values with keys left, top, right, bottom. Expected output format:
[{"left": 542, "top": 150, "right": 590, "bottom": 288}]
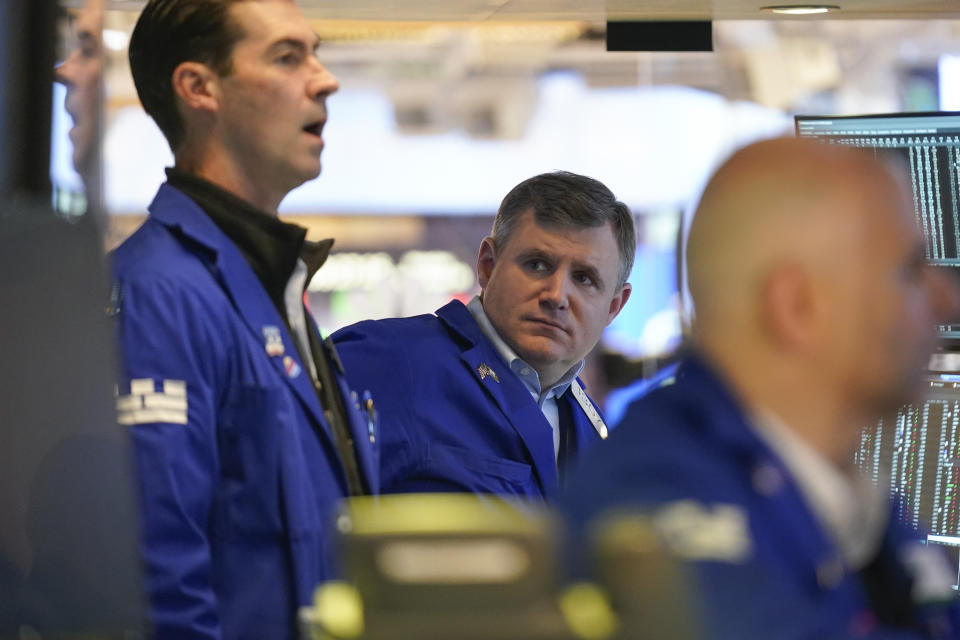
[{"left": 562, "top": 138, "right": 960, "bottom": 639}]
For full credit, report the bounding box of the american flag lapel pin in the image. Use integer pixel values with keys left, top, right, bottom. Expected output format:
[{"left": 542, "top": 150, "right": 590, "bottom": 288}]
[{"left": 477, "top": 363, "right": 499, "bottom": 383}]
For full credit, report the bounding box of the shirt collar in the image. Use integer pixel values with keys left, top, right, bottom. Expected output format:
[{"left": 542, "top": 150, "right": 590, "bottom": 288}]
[
  {"left": 466, "top": 295, "right": 582, "bottom": 400},
  {"left": 165, "top": 168, "right": 333, "bottom": 316},
  {"left": 751, "top": 407, "right": 888, "bottom": 569}
]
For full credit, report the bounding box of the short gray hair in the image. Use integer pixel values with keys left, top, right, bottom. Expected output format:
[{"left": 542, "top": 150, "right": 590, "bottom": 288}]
[{"left": 492, "top": 171, "right": 636, "bottom": 287}]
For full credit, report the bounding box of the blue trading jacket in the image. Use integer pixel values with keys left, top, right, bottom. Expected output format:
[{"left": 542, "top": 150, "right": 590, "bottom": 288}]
[
  {"left": 562, "top": 354, "right": 960, "bottom": 640},
  {"left": 331, "top": 300, "right": 606, "bottom": 499},
  {"left": 111, "top": 184, "right": 379, "bottom": 640}
]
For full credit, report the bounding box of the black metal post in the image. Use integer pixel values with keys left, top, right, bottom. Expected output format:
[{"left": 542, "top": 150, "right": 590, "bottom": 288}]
[{"left": 0, "top": 0, "right": 57, "bottom": 200}]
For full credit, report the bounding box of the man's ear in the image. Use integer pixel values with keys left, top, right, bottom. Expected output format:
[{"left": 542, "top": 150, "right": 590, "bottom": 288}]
[
  {"left": 606, "top": 283, "right": 632, "bottom": 325},
  {"left": 477, "top": 237, "right": 497, "bottom": 289},
  {"left": 171, "top": 61, "right": 220, "bottom": 114},
  {"left": 761, "top": 264, "right": 817, "bottom": 348}
]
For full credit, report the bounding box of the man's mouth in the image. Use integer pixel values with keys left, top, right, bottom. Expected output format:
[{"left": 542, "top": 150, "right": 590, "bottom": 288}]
[
  {"left": 528, "top": 317, "right": 567, "bottom": 334},
  {"left": 302, "top": 121, "right": 324, "bottom": 138},
  {"left": 66, "top": 113, "right": 81, "bottom": 139},
  {"left": 64, "top": 103, "right": 79, "bottom": 128}
]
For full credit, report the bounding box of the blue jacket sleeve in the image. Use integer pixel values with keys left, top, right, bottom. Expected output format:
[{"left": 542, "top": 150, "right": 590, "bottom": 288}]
[
  {"left": 114, "top": 274, "right": 224, "bottom": 640},
  {"left": 331, "top": 320, "right": 419, "bottom": 493}
]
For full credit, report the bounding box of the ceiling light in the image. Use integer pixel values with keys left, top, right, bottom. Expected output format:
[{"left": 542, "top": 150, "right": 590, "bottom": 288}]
[
  {"left": 760, "top": 5, "right": 839, "bottom": 14},
  {"left": 103, "top": 28, "right": 129, "bottom": 51}
]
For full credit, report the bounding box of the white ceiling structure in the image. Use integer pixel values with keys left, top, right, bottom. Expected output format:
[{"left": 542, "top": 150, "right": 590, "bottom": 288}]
[
  {"left": 104, "top": 0, "right": 960, "bottom": 20},
  {"left": 89, "top": 1, "right": 960, "bottom": 215},
  {"left": 97, "top": 0, "right": 960, "bottom": 114}
]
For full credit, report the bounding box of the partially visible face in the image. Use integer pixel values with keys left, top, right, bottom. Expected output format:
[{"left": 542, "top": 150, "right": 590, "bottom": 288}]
[
  {"left": 829, "top": 167, "right": 960, "bottom": 414},
  {"left": 215, "top": 0, "right": 339, "bottom": 200},
  {"left": 55, "top": 0, "right": 104, "bottom": 175},
  {"left": 478, "top": 210, "right": 631, "bottom": 386}
]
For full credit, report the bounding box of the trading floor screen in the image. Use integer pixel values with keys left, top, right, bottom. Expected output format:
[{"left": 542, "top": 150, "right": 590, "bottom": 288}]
[
  {"left": 796, "top": 112, "right": 960, "bottom": 338},
  {"left": 855, "top": 376, "right": 960, "bottom": 535}
]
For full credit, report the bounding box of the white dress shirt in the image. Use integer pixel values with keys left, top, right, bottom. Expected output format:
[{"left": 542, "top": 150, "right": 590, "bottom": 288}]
[
  {"left": 752, "top": 408, "right": 889, "bottom": 570},
  {"left": 466, "top": 296, "right": 583, "bottom": 461}
]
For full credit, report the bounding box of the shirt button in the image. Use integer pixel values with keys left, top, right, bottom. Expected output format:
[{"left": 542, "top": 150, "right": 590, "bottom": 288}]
[
  {"left": 752, "top": 463, "right": 783, "bottom": 496},
  {"left": 521, "top": 367, "right": 531, "bottom": 376},
  {"left": 816, "top": 557, "right": 845, "bottom": 590}
]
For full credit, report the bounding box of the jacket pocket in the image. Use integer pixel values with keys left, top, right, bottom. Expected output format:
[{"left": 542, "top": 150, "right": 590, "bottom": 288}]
[
  {"left": 426, "top": 443, "right": 535, "bottom": 494},
  {"left": 213, "top": 385, "right": 286, "bottom": 539}
]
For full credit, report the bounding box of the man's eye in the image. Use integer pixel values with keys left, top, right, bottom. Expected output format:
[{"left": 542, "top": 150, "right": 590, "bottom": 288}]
[
  {"left": 574, "top": 273, "right": 597, "bottom": 287},
  {"left": 527, "top": 260, "right": 548, "bottom": 271},
  {"left": 277, "top": 53, "right": 299, "bottom": 65}
]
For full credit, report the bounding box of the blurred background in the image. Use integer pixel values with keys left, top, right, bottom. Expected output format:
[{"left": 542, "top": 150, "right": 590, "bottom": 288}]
[
  {"left": 2, "top": 1, "right": 955, "bottom": 636},
  {"left": 50, "top": 1, "right": 960, "bottom": 410}
]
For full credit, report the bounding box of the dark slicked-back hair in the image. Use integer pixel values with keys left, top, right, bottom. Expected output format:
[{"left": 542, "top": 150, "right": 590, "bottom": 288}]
[
  {"left": 492, "top": 171, "right": 637, "bottom": 287},
  {"left": 128, "top": 0, "right": 249, "bottom": 152}
]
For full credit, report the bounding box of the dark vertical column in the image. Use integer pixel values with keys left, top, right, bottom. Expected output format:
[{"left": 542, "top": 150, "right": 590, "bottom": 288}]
[
  {"left": 0, "top": 0, "right": 56, "bottom": 200},
  {"left": 0, "top": 2, "right": 145, "bottom": 635}
]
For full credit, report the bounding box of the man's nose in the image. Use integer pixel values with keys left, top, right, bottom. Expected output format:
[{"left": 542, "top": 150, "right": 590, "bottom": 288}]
[
  {"left": 54, "top": 53, "right": 77, "bottom": 87},
  {"left": 539, "top": 272, "right": 570, "bottom": 309},
  {"left": 308, "top": 60, "right": 339, "bottom": 101},
  {"left": 930, "top": 266, "right": 960, "bottom": 326}
]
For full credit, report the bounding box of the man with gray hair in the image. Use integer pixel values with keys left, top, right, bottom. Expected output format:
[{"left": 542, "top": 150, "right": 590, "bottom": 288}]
[{"left": 333, "top": 171, "right": 635, "bottom": 499}]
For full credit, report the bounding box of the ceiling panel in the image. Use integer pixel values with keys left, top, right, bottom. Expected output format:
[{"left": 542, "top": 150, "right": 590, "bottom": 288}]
[{"left": 101, "top": 0, "right": 960, "bottom": 21}]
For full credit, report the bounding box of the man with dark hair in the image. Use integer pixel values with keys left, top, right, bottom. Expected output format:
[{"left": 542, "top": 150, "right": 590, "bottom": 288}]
[
  {"left": 332, "top": 171, "right": 634, "bottom": 498},
  {"left": 111, "top": 1, "right": 378, "bottom": 638},
  {"left": 127, "top": 0, "right": 246, "bottom": 153},
  {"left": 562, "top": 138, "right": 960, "bottom": 638}
]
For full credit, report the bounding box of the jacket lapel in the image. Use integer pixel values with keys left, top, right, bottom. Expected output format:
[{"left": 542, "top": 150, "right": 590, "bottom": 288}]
[{"left": 437, "top": 301, "right": 558, "bottom": 496}]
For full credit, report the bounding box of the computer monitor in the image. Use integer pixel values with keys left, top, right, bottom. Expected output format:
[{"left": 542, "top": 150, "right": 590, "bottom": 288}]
[
  {"left": 855, "top": 369, "right": 960, "bottom": 536},
  {"left": 796, "top": 114, "right": 960, "bottom": 534},
  {"left": 795, "top": 112, "right": 960, "bottom": 340}
]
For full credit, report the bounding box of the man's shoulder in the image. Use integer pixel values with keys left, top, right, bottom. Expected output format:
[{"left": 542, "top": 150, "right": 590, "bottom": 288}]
[
  {"left": 568, "top": 361, "right": 751, "bottom": 503},
  {"left": 605, "top": 382, "right": 722, "bottom": 465},
  {"left": 112, "top": 218, "right": 210, "bottom": 283},
  {"left": 108, "top": 215, "right": 234, "bottom": 333},
  {"left": 331, "top": 312, "right": 453, "bottom": 350},
  {"left": 112, "top": 214, "right": 173, "bottom": 261},
  {"left": 111, "top": 181, "right": 220, "bottom": 270},
  {"left": 330, "top": 308, "right": 488, "bottom": 398},
  {"left": 614, "top": 355, "right": 739, "bottom": 433}
]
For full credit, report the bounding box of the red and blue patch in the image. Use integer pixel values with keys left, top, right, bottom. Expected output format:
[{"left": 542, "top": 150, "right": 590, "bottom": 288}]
[{"left": 282, "top": 355, "right": 301, "bottom": 379}]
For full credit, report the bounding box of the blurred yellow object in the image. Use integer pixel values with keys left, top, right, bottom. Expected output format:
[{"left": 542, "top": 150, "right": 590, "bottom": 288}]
[
  {"left": 558, "top": 582, "right": 618, "bottom": 640},
  {"left": 312, "top": 494, "right": 569, "bottom": 639},
  {"left": 339, "top": 493, "right": 547, "bottom": 536},
  {"left": 591, "top": 513, "right": 661, "bottom": 555},
  {"left": 311, "top": 581, "right": 364, "bottom": 639}
]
